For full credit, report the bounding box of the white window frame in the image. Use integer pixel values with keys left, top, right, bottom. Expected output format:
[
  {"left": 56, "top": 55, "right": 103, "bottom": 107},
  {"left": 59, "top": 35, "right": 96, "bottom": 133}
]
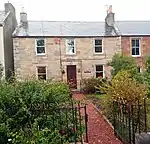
[
  {"left": 66, "top": 38, "right": 76, "bottom": 55},
  {"left": 94, "top": 38, "right": 103, "bottom": 54},
  {"left": 36, "top": 66, "right": 47, "bottom": 80},
  {"left": 131, "top": 38, "right": 141, "bottom": 57},
  {"left": 95, "top": 65, "right": 104, "bottom": 78},
  {"left": 35, "top": 38, "right": 46, "bottom": 55}
]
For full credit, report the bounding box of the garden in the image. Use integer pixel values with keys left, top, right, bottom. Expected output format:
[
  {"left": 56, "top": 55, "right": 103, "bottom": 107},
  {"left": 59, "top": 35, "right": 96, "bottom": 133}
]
[
  {"left": 0, "top": 74, "right": 87, "bottom": 144},
  {"left": 82, "top": 54, "right": 150, "bottom": 144}
]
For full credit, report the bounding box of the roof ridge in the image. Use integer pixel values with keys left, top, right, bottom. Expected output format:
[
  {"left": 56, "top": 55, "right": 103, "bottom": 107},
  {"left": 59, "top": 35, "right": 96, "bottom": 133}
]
[{"left": 28, "top": 20, "right": 105, "bottom": 23}]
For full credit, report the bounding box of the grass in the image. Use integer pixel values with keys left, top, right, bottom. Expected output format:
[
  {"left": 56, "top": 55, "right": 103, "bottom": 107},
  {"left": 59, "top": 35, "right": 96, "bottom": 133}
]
[{"left": 95, "top": 94, "right": 107, "bottom": 101}]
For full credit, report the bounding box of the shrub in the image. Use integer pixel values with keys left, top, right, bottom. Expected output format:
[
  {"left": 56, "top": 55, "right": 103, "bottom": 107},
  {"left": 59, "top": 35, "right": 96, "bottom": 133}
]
[
  {"left": 98, "top": 70, "right": 147, "bottom": 105},
  {"left": 0, "top": 80, "right": 72, "bottom": 143},
  {"left": 96, "top": 70, "right": 148, "bottom": 124},
  {"left": 107, "top": 54, "right": 138, "bottom": 77},
  {"left": 82, "top": 77, "right": 106, "bottom": 94},
  {"left": 10, "top": 120, "right": 68, "bottom": 144}
]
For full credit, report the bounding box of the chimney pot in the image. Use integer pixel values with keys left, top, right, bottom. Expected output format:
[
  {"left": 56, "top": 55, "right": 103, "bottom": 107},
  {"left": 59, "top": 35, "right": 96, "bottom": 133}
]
[{"left": 20, "top": 12, "right": 28, "bottom": 29}]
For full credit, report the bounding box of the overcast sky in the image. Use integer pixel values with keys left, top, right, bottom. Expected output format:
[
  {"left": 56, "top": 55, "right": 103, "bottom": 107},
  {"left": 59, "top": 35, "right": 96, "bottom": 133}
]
[{"left": 0, "top": 0, "right": 150, "bottom": 22}]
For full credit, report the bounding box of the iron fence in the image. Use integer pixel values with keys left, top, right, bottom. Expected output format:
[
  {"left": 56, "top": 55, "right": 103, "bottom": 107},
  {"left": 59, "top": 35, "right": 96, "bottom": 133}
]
[
  {"left": 30, "top": 101, "right": 88, "bottom": 144},
  {"left": 112, "top": 99, "right": 150, "bottom": 144}
]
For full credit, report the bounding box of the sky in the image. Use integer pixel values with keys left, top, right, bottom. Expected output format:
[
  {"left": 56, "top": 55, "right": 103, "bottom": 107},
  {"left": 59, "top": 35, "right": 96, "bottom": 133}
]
[{"left": 0, "top": 0, "right": 150, "bottom": 22}]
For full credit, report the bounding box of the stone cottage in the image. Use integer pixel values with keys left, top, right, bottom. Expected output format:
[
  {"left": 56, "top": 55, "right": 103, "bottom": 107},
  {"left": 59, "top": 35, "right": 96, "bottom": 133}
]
[{"left": 13, "top": 6, "right": 122, "bottom": 89}]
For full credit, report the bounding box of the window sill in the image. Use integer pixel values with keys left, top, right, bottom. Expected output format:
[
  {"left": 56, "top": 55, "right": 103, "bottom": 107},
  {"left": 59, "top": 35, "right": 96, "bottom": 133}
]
[
  {"left": 65, "top": 53, "right": 76, "bottom": 56},
  {"left": 36, "top": 53, "right": 46, "bottom": 56},
  {"left": 93, "top": 53, "right": 105, "bottom": 56},
  {"left": 132, "top": 55, "right": 141, "bottom": 58}
]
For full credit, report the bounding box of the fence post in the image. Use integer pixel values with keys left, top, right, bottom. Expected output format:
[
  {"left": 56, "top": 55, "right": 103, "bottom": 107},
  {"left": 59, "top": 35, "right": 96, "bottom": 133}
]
[
  {"left": 138, "top": 100, "right": 141, "bottom": 134},
  {"left": 113, "top": 101, "right": 116, "bottom": 134},
  {"left": 78, "top": 102, "right": 83, "bottom": 144},
  {"left": 84, "top": 105, "right": 88, "bottom": 143},
  {"left": 131, "top": 105, "right": 135, "bottom": 144},
  {"left": 144, "top": 98, "right": 147, "bottom": 133},
  {"left": 128, "top": 105, "right": 131, "bottom": 144}
]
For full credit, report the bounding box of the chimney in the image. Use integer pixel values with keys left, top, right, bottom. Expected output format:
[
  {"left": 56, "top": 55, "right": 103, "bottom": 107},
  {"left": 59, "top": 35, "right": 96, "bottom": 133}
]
[
  {"left": 105, "top": 5, "right": 115, "bottom": 36},
  {"left": 4, "top": 2, "right": 17, "bottom": 30},
  {"left": 20, "top": 8, "right": 28, "bottom": 29},
  {"left": 5, "top": 2, "right": 15, "bottom": 14}
]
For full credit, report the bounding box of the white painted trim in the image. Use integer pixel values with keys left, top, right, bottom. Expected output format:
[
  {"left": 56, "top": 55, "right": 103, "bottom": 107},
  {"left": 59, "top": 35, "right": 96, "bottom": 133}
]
[
  {"left": 35, "top": 38, "right": 46, "bottom": 55},
  {"left": 131, "top": 38, "right": 141, "bottom": 57},
  {"left": 36, "top": 66, "right": 47, "bottom": 80},
  {"left": 65, "top": 38, "right": 76, "bottom": 55},
  {"left": 93, "top": 38, "right": 104, "bottom": 54},
  {"left": 95, "top": 64, "right": 105, "bottom": 78}
]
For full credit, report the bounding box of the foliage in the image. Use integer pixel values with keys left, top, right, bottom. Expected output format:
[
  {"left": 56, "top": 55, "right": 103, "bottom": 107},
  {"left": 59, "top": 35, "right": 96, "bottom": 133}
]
[
  {"left": 10, "top": 120, "right": 68, "bottom": 144},
  {"left": 0, "top": 79, "right": 73, "bottom": 143},
  {"left": 97, "top": 70, "right": 147, "bottom": 105},
  {"left": 107, "top": 54, "right": 138, "bottom": 77},
  {"left": 82, "top": 77, "right": 106, "bottom": 94},
  {"left": 0, "top": 63, "right": 3, "bottom": 79},
  {"left": 145, "top": 55, "right": 150, "bottom": 73}
]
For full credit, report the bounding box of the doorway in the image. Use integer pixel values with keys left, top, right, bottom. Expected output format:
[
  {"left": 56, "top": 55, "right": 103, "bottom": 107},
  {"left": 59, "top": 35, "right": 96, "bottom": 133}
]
[{"left": 67, "top": 65, "right": 77, "bottom": 89}]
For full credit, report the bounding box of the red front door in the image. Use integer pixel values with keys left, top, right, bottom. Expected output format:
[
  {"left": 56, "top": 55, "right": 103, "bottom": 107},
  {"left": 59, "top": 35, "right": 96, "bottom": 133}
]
[{"left": 67, "top": 65, "right": 77, "bottom": 89}]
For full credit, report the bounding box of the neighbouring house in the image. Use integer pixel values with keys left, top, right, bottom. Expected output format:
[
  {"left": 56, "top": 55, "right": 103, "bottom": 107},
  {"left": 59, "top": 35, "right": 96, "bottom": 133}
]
[
  {"left": 118, "top": 21, "right": 150, "bottom": 72},
  {"left": 0, "top": 2, "right": 17, "bottom": 78},
  {"left": 13, "top": 7, "right": 122, "bottom": 90}
]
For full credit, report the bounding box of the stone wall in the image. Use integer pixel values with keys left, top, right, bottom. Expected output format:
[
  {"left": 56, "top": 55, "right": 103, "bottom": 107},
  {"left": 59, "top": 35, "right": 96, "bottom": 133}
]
[{"left": 13, "top": 36, "right": 121, "bottom": 89}]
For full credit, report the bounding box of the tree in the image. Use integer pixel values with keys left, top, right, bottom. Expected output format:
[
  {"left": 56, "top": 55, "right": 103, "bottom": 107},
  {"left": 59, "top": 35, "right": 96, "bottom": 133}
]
[{"left": 107, "top": 54, "right": 138, "bottom": 77}]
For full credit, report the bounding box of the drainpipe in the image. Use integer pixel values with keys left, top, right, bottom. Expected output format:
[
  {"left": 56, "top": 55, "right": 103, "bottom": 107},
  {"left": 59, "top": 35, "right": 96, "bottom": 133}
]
[{"left": 59, "top": 41, "right": 63, "bottom": 81}]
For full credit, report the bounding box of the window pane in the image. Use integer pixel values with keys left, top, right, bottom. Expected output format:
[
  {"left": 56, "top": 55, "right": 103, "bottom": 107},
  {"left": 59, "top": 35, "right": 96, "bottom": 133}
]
[
  {"left": 37, "top": 47, "right": 45, "bottom": 54},
  {"left": 96, "top": 65, "right": 103, "bottom": 71},
  {"left": 37, "top": 67, "right": 46, "bottom": 73},
  {"left": 36, "top": 39, "right": 45, "bottom": 46},
  {"left": 132, "top": 48, "right": 136, "bottom": 55},
  {"left": 38, "top": 74, "right": 46, "bottom": 80},
  {"left": 66, "top": 39, "right": 75, "bottom": 54},
  {"left": 67, "top": 39, "right": 74, "bottom": 46},
  {"left": 95, "top": 39, "right": 102, "bottom": 45},
  {"left": 136, "top": 48, "right": 139, "bottom": 55},
  {"left": 132, "top": 40, "right": 135, "bottom": 47},
  {"left": 95, "top": 47, "right": 102, "bottom": 53},
  {"left": 136, "top": 39, "right": 139, "bottom": 47},
  {"left": 96, "top": 72, "right": 103, "bottom": 78}
]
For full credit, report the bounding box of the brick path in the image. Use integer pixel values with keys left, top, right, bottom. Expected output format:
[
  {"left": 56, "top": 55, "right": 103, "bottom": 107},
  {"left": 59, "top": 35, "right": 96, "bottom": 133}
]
[{"left": 73, "top": 93, "right": 123, "bottom": 144}]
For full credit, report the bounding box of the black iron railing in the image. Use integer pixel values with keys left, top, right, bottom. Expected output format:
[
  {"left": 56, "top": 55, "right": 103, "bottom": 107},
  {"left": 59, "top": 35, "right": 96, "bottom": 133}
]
[
  {"left": 113, "top": 99, "right": 150, "bottom": 144},
  {"left": 30, "top": 101, "right": 88, "bottom": 144}
]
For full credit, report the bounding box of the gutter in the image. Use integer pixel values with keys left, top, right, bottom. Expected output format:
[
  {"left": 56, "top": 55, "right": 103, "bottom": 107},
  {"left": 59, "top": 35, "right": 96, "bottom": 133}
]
[{"left": 12, "top": 35, "right": 121, "bottom": 38}]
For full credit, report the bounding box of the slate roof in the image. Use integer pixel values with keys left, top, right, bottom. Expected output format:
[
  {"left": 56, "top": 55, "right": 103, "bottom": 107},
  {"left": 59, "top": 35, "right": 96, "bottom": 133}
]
[
  {"left": 12, "top": 20, "right": 150, "bottom": 37},
  {"left": 0, "top": 11, "right": 9, "bottom": 25},
  {"left": 115, "top": 21, "right": 150, "bottom": 35}
]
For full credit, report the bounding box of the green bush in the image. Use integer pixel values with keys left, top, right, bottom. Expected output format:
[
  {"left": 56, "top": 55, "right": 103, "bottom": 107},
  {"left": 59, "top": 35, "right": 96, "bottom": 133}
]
[
  {"left": 97, "top": 70, "right": 148, "bottom": 124},
  {"left": 82, "top": 77, "right": 106, "bottom": 94},
  {"left": 0, "top": 80, "right": 72, "bottom": 143},
  {"left": 10, "top": 119, "right": 68, "bottom": 144},
  {"left": 107, "top": 54, "right": 138, "bottom": 77}
]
